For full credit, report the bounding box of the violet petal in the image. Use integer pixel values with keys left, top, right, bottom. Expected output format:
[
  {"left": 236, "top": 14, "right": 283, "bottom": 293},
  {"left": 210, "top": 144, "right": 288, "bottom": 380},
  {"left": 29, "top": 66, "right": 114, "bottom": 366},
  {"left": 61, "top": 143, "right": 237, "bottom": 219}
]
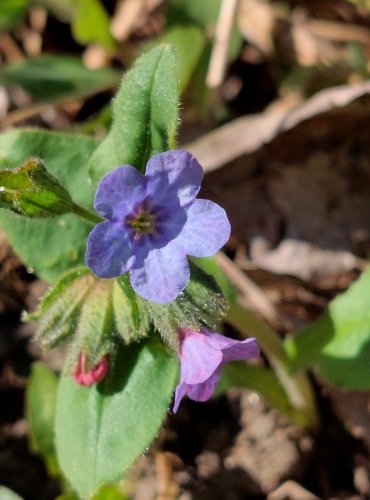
[
  {"left": 86, "top": 221, "right": 135, "bottom": 278},
  {"left": 180, "top": 329, "right": 223, "bottom": 385},
  {"left": 94, "top": 165, "right": 147, "bottom": 220},
  {"left": 186, "top": 371, "right": 221, "bottom": 402},
  {"left": 130, "top": 240, "right": 190, "bottom": 303},
  {"left": 174, "top": 199, "right": 231, "bottom": 257},
  {"left": 222, "top": 338, "right": 260, "bottom": 364},
  {"left": 145, "top": 150, "right": 203, "bottom": 208},
  {"left": 173, "top": 381, "right": 188, "bottom": 413}
]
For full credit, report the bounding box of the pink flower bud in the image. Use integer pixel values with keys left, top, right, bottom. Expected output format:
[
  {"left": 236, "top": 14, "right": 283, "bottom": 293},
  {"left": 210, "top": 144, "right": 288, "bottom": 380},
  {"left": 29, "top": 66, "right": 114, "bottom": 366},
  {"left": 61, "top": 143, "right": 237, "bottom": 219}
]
[{"left": 72, "top": 353, "right": 109, "bottom": 386}]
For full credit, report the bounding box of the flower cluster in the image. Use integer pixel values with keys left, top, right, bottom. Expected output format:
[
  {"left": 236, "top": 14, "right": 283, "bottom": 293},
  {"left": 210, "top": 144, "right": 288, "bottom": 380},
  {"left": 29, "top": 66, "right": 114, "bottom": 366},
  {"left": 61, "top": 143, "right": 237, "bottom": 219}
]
[
  {"left": 81, "top": 150, "right": 259, "bottom": 412},
  {"left": 173, "top": 327, "right": 260, "bottom": 412},
  {"left": 86, "top": 150, "right": 230, "bottom": 303}
]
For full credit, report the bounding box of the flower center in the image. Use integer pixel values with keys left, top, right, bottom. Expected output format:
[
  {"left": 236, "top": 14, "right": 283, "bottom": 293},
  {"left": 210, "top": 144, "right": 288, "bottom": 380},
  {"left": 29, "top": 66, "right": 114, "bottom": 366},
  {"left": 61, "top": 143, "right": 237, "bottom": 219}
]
[{"left": 128, "top": 210, "right": 157, "bottom": 236}]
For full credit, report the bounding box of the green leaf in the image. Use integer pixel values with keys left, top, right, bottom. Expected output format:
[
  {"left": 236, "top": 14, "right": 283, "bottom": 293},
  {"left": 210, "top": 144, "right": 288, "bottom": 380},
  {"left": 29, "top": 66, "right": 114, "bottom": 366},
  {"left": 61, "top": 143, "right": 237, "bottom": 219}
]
[
  {"left": 89, "top": 44, "right": 179, "bottom": 182},
  {"left": 0, "top": 0, "right": 28, "bottom": 31},
  {"left": 141, "top": 262, "right": 227, "bottom": 350},
  {"left": 0, "top": 129, "right": 98, "bottom": 283},
  {"left": 0, "top": 486, "right": 23, "bottom": 500},
  {"left": 143, "top": 25, "right": 205, "bottom": 92},
  {"left": 0, "top": 55, "right": 119, "bottom": 103},
  {"left": 91, "top": 485, "right": 127, "bottom": 500},
  {"left": 192, "top": 256, "right": 236, "bottom": 303},
  {"left": 0, "top": 158, "right": 73, "bottom": 218},
  {"left": 26, "top": 362, "right": 59, "bottom": 476},
  {"left": 30, "top": 267, "right": 147, "bottom": 372},
  {"left": 168, "top": 0, "right": 221, "bottom": 30},
  {"left": 72, "top": 0, "right": 114, "bottom": 50},
  {"left": 285, "top": 268, "right": 370, "bottom": 389},
  {"left": 55, "top": 338, "right": 178, "bottom": 499}
]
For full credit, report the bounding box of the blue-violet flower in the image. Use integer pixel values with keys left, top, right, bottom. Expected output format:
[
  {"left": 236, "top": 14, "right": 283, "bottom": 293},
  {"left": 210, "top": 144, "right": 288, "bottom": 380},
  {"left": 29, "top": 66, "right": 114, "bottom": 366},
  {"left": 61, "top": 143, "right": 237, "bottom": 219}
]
[
  {"left": 86, "top": 150, "right": 231, "bottom": 303},
  {"left": 173, "top": 327, "right": 260, "bottom": 413}
]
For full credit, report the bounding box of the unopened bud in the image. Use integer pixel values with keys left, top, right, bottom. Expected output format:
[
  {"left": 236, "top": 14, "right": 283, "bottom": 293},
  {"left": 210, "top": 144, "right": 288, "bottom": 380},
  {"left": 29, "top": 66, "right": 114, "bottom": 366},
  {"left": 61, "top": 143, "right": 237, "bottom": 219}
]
[{"left": 72, "top": 353, "right": 109, "bottom": 386}]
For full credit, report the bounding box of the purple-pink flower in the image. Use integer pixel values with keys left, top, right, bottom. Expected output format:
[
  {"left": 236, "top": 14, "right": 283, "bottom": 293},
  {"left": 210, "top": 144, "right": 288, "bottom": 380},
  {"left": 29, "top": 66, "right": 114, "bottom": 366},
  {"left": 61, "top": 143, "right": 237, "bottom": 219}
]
[
  {"left": 86, "top": 150, "right": 230, "bottom": 303},
  {"left": 173, "top": 327, "right": 260, "bottom": 413},
  {"left": 72, "top": 354, "right": 109, "bottom": 386}
]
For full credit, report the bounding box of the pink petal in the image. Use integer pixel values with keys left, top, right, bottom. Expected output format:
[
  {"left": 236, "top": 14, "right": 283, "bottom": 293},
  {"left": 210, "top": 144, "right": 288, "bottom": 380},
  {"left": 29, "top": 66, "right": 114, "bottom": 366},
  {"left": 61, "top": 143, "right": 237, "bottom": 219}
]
[
  {"left": 186, "top": 371, "right": 221, "bottom": 402},
  {"left": 179, "top": 328, "right": 222, "bottom": 385},
  {"left": 173, "top": 381, "right": 188, "bottom": 413}
]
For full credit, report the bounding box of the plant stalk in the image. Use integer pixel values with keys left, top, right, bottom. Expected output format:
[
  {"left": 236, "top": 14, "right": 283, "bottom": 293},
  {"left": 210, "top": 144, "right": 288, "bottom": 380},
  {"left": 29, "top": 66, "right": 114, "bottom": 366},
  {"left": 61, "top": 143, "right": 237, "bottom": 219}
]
[
  {"left": 71, "top": 203, "right": 104, "bottom": 225},
  {"left": 227, "top": 302, "right": 320, "bottom": 430}
]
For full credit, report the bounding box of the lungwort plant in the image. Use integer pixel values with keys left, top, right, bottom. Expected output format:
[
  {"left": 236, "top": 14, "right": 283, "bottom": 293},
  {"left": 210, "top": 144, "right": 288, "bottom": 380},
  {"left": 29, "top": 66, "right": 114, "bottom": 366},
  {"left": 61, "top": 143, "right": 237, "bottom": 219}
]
[{"left": 1, "top": 45, "right": 370, "bottom": 499}]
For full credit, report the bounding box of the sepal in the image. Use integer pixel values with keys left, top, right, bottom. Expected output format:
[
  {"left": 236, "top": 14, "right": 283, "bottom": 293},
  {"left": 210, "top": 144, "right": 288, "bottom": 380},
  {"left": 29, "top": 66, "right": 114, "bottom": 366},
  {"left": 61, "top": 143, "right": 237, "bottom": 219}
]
[
  {"left": 138, "top": 263, "right": 228, "bottom": 351},
  {"left": 27, "top": 267, "right": 147, "bottom": 373}
]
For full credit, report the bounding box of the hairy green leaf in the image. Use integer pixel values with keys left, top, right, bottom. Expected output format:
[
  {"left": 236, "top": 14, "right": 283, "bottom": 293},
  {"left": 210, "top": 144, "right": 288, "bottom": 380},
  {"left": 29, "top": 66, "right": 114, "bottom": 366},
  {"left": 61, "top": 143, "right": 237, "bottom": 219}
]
[
  {"left": 89, "top": 44, "right": 179, "bottom": 182},
  {"left": 55, "top": 338, "right": 178, "bottom": 499}
]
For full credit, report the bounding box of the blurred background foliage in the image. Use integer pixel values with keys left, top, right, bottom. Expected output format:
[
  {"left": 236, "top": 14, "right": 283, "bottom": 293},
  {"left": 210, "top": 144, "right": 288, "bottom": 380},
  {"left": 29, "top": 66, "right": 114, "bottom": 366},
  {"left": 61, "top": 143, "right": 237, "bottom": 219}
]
[{"left": 1, "top": 0, "right": 370, "bottom": 135}]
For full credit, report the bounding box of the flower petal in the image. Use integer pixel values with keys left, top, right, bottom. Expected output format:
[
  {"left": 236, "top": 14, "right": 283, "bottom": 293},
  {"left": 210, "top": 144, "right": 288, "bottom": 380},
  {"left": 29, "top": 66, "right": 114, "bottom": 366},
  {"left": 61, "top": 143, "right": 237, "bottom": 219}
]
[
  {"left": 186, "top": 371, "right": 221, "bottom": 402},
  {"left": 173, "top": 381, "right": 188, "bottom": 413},
  {"left": 94, "top": 165, "right": 147, "bottom": 220},
  {"left": 129, "top": 240, "right": 190, "bottom": 303},
  {"left": 174, "top": 199, "right": 231, "bottom": 257},
  {"left": 145, "top": 150, "right": 203, "bottom": 207},
  {"left": 154, "top": 205, "right": 187, "bottom": 246},
  {"left": 222, "top": 338, "right": 260, "bottom": 364},
  {"left": 200, "top": 328, "right": 260, "bottom": 363},
  {"left": 179, "top": 329, "right": 222, "bottom": 385},
  {"left": 86, "top": 221, "right": 135, "bottom": 278}
]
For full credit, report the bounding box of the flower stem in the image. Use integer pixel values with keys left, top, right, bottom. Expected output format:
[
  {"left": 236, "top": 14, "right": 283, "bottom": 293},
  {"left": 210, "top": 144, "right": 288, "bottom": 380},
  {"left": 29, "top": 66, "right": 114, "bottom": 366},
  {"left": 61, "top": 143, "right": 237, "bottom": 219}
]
[
  {"left": 71, "top": 203, "right": 104, "bottom": 225},
  {"left": 227, "top": 302, "right": 320, "bottom": 431}
]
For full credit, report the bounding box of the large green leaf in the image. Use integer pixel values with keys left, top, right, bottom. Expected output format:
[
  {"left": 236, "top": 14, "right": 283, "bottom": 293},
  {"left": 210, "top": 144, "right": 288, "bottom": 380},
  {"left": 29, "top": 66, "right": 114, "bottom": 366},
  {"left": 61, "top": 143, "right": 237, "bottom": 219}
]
[
  {"left": 285, "top": 268, "right": 370, "bottom": 389},
  {"left": 0, "top": 129, "right": 98, "bottom": 283},
  {"left": 55, "top": 338, "right": 178, "bottom": 499},
  {"left": 26, "top": 362, "right": 59, "bottom": 476},
  {"left": 89, "top": 44, "right": 179, "bottom": 182},
  {"left": 0, "top": 55, "right": 119, "bottom": 102}
]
